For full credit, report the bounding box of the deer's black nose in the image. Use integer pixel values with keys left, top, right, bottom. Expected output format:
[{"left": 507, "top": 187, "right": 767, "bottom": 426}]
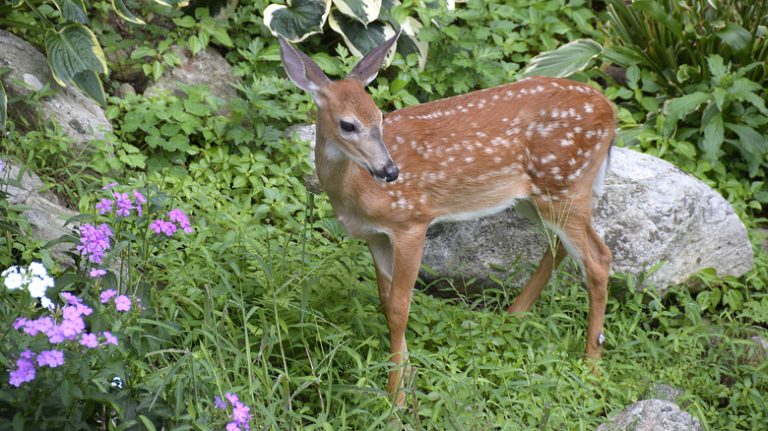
[{"left": 383, "top": 162, "right": 399, "bottom": 182}]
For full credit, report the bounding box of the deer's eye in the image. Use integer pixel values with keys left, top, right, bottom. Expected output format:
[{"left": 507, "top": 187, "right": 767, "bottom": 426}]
[{"left": 340, "top": 120, "right": 356, "bottom": 133}]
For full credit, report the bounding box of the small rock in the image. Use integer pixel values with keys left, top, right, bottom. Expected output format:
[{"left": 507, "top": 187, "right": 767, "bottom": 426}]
[
  {"left": 117, "top": 82, "right": 136, "bottom": 98},
  {"left": 144, "top": 46, "right": 241, "bottom": 110},
  {"left": 597, "top": 399, "right": 702, "bottom": 431},
  {"left": 0, "top": 29, "right": 112, "bottom": 151},
  {"left": 3, "top": 161, "right": 77, "bottom": 265}
]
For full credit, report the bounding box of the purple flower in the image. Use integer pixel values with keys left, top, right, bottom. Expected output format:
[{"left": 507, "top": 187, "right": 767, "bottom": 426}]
[
  {"left": 80, "top": 333, "right": 99, "bottom": 349},
  {"left": 95, "top": 198, "right": 113, "bottom": 215},
  {"left": 168, "top": 208, "right": 193, "bottom": 233},
  {"left": 9, "top": 351, "right": 36, "bottom": 387},
  {"left": 77, "top": 223, "right": 113, "bottom": 264},
  {"left": 101, "top": 182, "right": 119, "bottom": 190},
  {"left": 226, "top": 423, "right": 240, "bottom": 431},
  {"left": 214, "top": 396, "right": 227, "bottom": 410},
  {"left": 133, "top": 190, "right": 147, "bottom": 216},
  {"left": 220, "top": 392, "right": 251, "bottom": 431},
  {"left": 113, "top": 192, "right": 133, "bottom": 217},
  {"left": 114, "top": 295, "right": 131, "bottom": 312},
  {"left": 37, "top": 349, "right": 64, "bottom": 367},
  {"left": 232, "top": 402, "right": 251, "bottom": 427},
  {"left": 102, "top": 331, "right": 119, "bottom": 346},
  {"left": 89, "top": 268, "right": 107, "bottom": 278},
  {"left": 0, "top": 159, "right": 5, "bottom": 173},
  {"left": 100, "top": 289, "right": 117, "bottom": 303},
  {"left": 150, "top": 219, "right": 177, "bottom": 236}
]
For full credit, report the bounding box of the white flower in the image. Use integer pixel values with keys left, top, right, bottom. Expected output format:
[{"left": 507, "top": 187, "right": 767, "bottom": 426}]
[
  {"left": 40, "top": 296, "right": 55, "bottom": 310},
  {"left": 3, "top": 271, "right": 24, "bottom": 290},
  {"left": 28, "top": 262, "right": 47, "bottom": 277},
  {"left": 27, "top": 275, "right": 51, "bottom": 298},
  {"left": 2, "top": 265, "right": 18, "bottom": 277}
]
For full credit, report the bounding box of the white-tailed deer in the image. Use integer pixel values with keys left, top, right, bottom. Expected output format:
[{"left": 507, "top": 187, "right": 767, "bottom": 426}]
[{"left": 280, "top": 33, "right": 614, "bottom": 406}]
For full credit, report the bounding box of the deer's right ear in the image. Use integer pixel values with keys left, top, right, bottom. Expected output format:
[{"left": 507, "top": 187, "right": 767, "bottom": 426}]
[{"left": 279, "top": 37, "right": 330, "bottom": 98}]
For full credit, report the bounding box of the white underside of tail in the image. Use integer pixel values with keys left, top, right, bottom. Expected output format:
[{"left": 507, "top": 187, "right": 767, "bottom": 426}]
[{"left": 591, "top": 146, "right": 611, "bottom": 195}]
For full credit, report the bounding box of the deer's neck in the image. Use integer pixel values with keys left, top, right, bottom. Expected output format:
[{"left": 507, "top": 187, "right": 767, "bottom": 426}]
[{"left": 315, "top": 133, "right": 356, "bottom": 204}]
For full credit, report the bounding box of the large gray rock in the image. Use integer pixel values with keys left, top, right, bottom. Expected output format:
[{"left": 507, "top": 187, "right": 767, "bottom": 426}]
[
  {"left": 0, "top": 29, "right": 112, "bottom": 150},
  {"left": 144, "top": 46, "right": 240, "bottom": 108},
  {"left": 288, "top": 123, "right": 754, "bottom": 294},
  {"left": 4, "top": 162, "right": 77, "bottom": 265},
  {"left": 597, "top": 400, "right": 702, "bottom": 431}
]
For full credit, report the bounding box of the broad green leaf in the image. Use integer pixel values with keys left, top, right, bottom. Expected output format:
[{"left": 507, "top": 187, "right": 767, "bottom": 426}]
[
  {"left": 603, "top": 46, "right": 647, "bottom": 68},
  {"left": 60, "top": 0, "right": 88, "bottom": 23},
  {"left": 716, "top": 23, "right": 751, "bottom": 53},
  {"left": 45, "top": 24, "right": 107, "bottom": 87},
  {"left": 332, "top": 0, "right": 381, "bottom": 25},
  {"left": 700, "top": 105, "right": 723, "bottom": 164},
  {"left": 0, "top": 81, "right": 6, "bottom": 131},
  {"left": 522, "top": 39, "right": 603, "bottom": 78},
  {"left": 112, "top": 0, "right": 145, "bottom": 25},
  {"left": 72, "top": 69, "right": 106, "bottom": 105},
  {"left": 725, "top": 123, "right": 766, "bottom": 176},
  {"left": 263, "top": 0, "right": 332, "bottom": 43},
  {"left": 328, "top": 10, "right": 395, "bottom": 59},
  {"left": 663, "top": 92, "right": 710, "bottom": 120}
]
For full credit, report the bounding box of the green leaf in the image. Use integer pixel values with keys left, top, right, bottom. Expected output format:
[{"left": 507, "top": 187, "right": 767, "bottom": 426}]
[
  {"left": 328, "top": 9, "right": 395, "bottom": 59},
  {"left": 60, "top": 0, "right": 88, "bottom": 23},
  {"left": 263, "top": 0, "right": 332, "bottom": 43},
  {"left": 725, "top": 123, "right": 766, "bottom": 176},
  {"left": 700, "top": 106, "right": 723, "bottom": 164},
  {"left": 521, "top": 39, "right": 603, "bottom": 78},
  {"left": 188, "top": 35, "right": 204, "bottom": 55},
  {"left": 0, "top": 80, "right": 6, "bottom": 131},
  {"left": 112, "top": 0, "right": 145, "bottom": 25},
  {"left": 716, "top": 22, "right": 751, "bottom": 53},
  {"left": 706, "top": 55, "right": 727, "bottom": 81},
  {"left": 332, "top": 0, "right": 381, "bottom": 25},
  {"left": 72, "top": 69, "right": 106, "bottom": 105},
  {"left": 138, "top": 415, "right": 158, "bottom": 431},
  {"left": 45, "top": 24, "right": 108, "bottom": 87},
  {"left": 663, "top": 92, "right": 710, "bottom": 120}
]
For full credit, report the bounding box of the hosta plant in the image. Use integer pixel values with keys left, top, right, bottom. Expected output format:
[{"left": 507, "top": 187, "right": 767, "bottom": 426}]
[{"left": 263, "top": 0, "right": 427, "bottom": 67}]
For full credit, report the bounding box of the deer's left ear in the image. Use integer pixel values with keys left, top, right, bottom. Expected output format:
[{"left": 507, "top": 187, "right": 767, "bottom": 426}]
[{"left": 347, "top": 30, "right": 401, "bottom": 86}]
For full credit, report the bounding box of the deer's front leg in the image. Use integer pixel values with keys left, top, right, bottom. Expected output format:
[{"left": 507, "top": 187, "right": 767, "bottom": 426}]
[{"left": 378, "top": 227, "right": 426, "bottom": 407}]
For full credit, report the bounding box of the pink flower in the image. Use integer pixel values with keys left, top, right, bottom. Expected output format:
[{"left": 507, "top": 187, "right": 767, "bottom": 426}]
[
  {"left": 150, "top": 219, "right": 177, "bottom": 236},
  {"left": 102, "top": 331, "right": 119, "bottom": 346},
  {"left": 77, "top": 223, "right": 113, "bottom": 264},
  {"left": 89, "top": 268, "right": 107, "bottom": 278},
  {"left": 9, "top": 351, "right": 36, "bottom": 387},
  {"left": 133, "top": 190, "right": 147, "bottom": 216},
  {"left": 114, "top": 295, "right": 131, "bottom": 312},
  {"left": 37, "top": 349, "right": 64, "bottom": 367},
  {"left": 95, "top": 198, "right": 113, "bottom": 215},
  {"left": 168, "top": 208, "right": 193, "bottom": 233},
  {"left": 100, "top": 289, "right": 117, "bottom": 303},
  {"left": 80, "top": 333, "right": 99, "bottom": 349},
  {"left": 113, "top": 192, "right": 133, "bottom": 217}
]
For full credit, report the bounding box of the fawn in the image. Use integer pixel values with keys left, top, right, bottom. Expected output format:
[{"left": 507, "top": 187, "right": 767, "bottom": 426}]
[{"left": 279, "top": 33, "right": 614, "bottom": 406}]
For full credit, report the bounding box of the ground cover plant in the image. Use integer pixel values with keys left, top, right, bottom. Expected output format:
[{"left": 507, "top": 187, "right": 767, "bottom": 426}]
[{"left": 1, "top": 0, "right": 767, "bottom": 429}]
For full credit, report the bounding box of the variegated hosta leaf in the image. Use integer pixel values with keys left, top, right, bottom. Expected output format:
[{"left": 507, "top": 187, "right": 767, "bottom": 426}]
[
  {"left": 45, "top": 24, "right": 108, "bottom": 88},
  {"left": 328, "top": 10, "right": 395, "bottom": 62},
  {"left": 59, "top": 0, "right": 88, "bottom": 24},
  {"left": 112, "top": 0, "right": 145, "bottom": 25},
  {"left": 72, "top": 70, "right": 106, "bottom": 105},
  {"left": 264, "top": 0, "right": 332, "bottom": 43},
  {"left": 522, "top": 39, "right": 603, "bottom": 78},
  {"left": 152, "top": 0, "right": 190, "bottom": 7},
  {"left": 397, "top": 17, "right": 427, "bottom": 70},
  {"left": 332, "top": 0, "right": 381, "bottom": 25}
]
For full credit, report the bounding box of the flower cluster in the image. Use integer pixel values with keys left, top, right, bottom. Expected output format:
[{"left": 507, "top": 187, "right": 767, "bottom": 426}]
[
  {"left": 2, "top": 262, "right": 55, "bottom": 308},
  {"left": 100, "top": 289, "right": 132, "bottom": 312},
  {"left": 214, "top": 393, "right": 251, "bottom": 431},
  {"left": 96, "top": 188, "right": 147, "bottom": 217},
  {"left": 77, "top": 223, "right": 113, "bottom": 264},
  {"left": 150, "top": 208, "right": 193, "bottom": 236},
  {"left": 4, "top": 264, "right": 120, "bottom": 387}
]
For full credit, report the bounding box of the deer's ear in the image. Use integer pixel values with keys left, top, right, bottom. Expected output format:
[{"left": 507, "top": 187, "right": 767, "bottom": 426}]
[
  {"left": 347, "top": 30, "right": 401, "bottom": 86},
  {"left": 279, "top": 36, "right": 331, "bottom": 97}
]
